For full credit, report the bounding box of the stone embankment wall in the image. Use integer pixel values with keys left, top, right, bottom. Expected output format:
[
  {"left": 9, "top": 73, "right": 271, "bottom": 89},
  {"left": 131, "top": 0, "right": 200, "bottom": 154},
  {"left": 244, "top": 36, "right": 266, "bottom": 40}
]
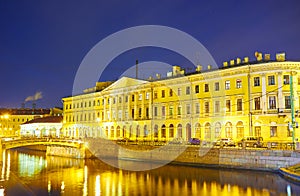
[
  {"left": 46, "top": 146, "right": 85, "bottom": 158},
  {"left": 85, "top": 138, "right": 300, "bottom": 171}
]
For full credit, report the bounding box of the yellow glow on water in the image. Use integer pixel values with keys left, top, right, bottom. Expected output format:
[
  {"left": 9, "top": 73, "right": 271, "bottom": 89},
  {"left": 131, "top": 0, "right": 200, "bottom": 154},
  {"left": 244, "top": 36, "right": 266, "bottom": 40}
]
[
  {"left": 6, "top": 152, "right": 10, "bottom": 180},
  {"left": 95, "top": 175, "right": 101, "bottom": 196},
  {"left": 83, "top": 165, "right": 88, "bottom": 196},
  {"left": 48, "top": 180, "right": 51, "bottom": 192},
  {"left": 61, "top": 181, "right": 65, "bottom": 193}
]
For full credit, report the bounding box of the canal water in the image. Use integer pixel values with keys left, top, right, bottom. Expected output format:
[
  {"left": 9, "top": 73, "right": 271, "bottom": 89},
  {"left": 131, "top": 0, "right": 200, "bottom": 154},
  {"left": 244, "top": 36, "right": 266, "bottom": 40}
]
[{"left": 0, "top": 149, "right": 300, "bottom": 196}]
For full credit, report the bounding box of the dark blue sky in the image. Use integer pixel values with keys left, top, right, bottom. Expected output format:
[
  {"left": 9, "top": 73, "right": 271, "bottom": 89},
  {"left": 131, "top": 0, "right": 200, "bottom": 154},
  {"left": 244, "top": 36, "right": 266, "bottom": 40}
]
[{"left": 0, "top": 0, "right": 300, "bottom": 108}]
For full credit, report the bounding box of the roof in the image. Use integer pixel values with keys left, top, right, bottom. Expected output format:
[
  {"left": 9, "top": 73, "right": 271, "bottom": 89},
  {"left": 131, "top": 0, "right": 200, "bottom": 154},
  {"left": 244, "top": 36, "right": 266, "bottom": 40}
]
[
  {"left": 22, "top": 116, "right": 63, "bottom": 125},
  {"left": 0, "top": 108, "right": 51, "bottom": 115}
]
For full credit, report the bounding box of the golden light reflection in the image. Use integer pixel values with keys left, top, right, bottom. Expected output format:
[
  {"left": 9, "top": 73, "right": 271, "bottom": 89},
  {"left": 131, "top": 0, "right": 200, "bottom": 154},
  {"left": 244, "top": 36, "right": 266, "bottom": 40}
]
[
  {"left": 5, "top": 152, "right": 10, "bottom": 180},
  {"left": 95, "top": 175, "right": 101, "bottom": 196},
  {"left": 1, "top": 150, "right": 5, "bottom": 180},
  {"left": 48, "top": 180, "right": 51, "bottom": 193},
  {"left": 61, "top": 181, "right": 65, "bottom": 193},
  {"left": 83, "top": 165, "right": 88, "bottom": 196}
]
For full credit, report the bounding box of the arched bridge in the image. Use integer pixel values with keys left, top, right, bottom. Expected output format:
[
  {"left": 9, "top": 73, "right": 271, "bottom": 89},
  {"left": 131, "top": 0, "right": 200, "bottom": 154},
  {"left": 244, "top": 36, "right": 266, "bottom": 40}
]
[{"left": 1, "top": 138, "right": 84, "bottom": 150}]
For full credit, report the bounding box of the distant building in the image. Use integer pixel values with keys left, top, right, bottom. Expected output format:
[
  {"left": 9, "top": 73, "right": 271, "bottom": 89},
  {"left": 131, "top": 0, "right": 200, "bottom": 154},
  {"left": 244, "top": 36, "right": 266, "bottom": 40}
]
[
  {"left": 61, "top": 53, "right": 300, "bottom": 143},
  {"left": 0, "top": 107, "right": 63, "bottom": 137},
  {"left": 20, "top": 116, "right": 63, "bottom": 138}
]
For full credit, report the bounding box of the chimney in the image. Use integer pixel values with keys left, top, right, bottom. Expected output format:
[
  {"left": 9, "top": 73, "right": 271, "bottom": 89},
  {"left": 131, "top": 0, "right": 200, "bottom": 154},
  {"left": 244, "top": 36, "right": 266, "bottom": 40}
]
[
  {"left": 243, "top": 57, "right": 249, "bottom": 63},
  {"left": 196, "top": 65, "right": 202, "bottom": 72},
  {"left": 230, "top": 60, "right": 235, "bottom": 66},
  {"left": 264, "top": 54, "right": 270, "bottom": 61},
  {"left": 223, "top": 62, "right": 228, "bottom": 67},
  {"left": 236, "top": 58, "right": 241, "bottom": 65}
]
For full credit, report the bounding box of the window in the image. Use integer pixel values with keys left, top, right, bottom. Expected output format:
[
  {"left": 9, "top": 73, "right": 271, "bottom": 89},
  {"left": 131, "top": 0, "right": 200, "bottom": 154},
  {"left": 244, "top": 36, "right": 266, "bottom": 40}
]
[
  {"left": 162, "top": 106, "right": 166, "bottom": 117},
  {"left": 177, "top": 88, "right": 181, "bottom": 96},
  {"left": 269, "top": 96, "right": 276, "bottom": 109},
  {"left": 195, "top": 85, "right": 200, "bottom": 93},
  {"left": 146, "top": 92, "right": 150, "bottom": 100},
  {"left": 154, "top": 92, "right": 158, "bottom": 99},
  {"left": 138, "top": 108, "right": 142, "bottom": 118},
  {"left": 186, "top": 104, "right": 191, "bottom": 115},
  {"left": 195, "top": 103, "right": 200, "bottom": 114},
  {"left": 225, "top": 80, "right": 230, "bottom": 90},
  {"left": 236, "top": 79, "right": 242, "bottom": 89},
  {"left": 169, "top": 106, "right": 174, "bottom": 117},
  {"left": 169, "top": 89, "right": 173, "bottom": 97},
  {"left": 177, "top": 106, "right": 182, "bottom": 116},
  {"left": 131, "top": 109, "right": 134, "bottom": 119},
  {"left": 215, "top": 101, "right": 220, "bottom": 113},
  {"left": 285, "top": 96, "right": 291, "bottom": 109},
  {"left": 146, "top": 108, "right": 149, "bottom": 118},
  {"left": 254, "top": 126, "right": 261, "bottom": 137},
  {"left": 237, "top": 99, "right": 243, "bottom": 111},
  {"left": 268, "top": 75, "right": 275, "bottom": 85},
  {"left": 186, "top": 86, "right": 190, "bottom": 95},
  {"left": 139, "top": 94, "right": 142, "bottom": 100},
  {"left": 284, "top": 75, "right": 290, "bottom": 85},
  {"left": 254, "top": 77, "right": 260, "bottom": 86},
  {"left": 161, "top": 90, "right": 165, "bottom": 98},
  {"left": 215, "top": 82, "right": 219, "bottom": 91},
  {"left": 270, "top": 126, "right": 277, "bottom": 137},
  {"left": 132, "top": 94, "right": 135, "bottom": 102},
  {"left": 204, "top": 102, "right": 209, "bottom": 113},
  {"left": 226, "top": 100, "right": 231, "bottom": 112},
  {"left": 154, "top": 107, "right": 158, "bottom": 117},
  {"left": 119, "top": 97, "right": 122, "bottom": 103},
  {"left": 113, "top": 98, "right": 116, "bottom": 104},
  {"left": 204, "top": 84, "right": 209, "bottom": 92},
  {"left": 254, "top": 97, "right": 261, "bottom": 110}
]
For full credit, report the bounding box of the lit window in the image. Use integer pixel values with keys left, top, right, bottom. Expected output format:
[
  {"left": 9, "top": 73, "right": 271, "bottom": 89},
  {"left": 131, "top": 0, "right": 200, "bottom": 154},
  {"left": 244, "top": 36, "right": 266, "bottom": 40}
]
[
  {"left": 254, "top": 97, "right": 261, "bottom": 110},
  {"left": 269, "top": 96, "right": 276, "bottom": 109},
  {"left": 225, "top": 81, "right": 230, "bottom": 90},
  {"left": 177, "top": 106, "right": 182, "bottom": 116},
  {"left": 237, "top": 99, "right": 243, "bottom": 111},
  {"left": 162, "top": 90, "right": 165, "bottom": 98},
  {"left": 186, "top": 86, "right": 190, "bottom": 95},
  {"left": 215, "top": 101, "right": 220, "bottom": 113},
  {"left": 268, "top": 75, "right": 275, "bottom": 85},
  {"left": 195, "top": 85, "right": 199, "bottom": 93},
  {"left": 204, "top": 102, "right": 209, "bottom": 113},
  {"left": 285, "top": 96, "right": 291, "bottom": 109},
  {"left": 178, "top": 88, "right": 181, "bottom": 96},
  {"left": 146, "top": 92, "right": 150, "bottom": 100},
  {"left": 162, "top": 106, "right": 166, "bottom": 117},
  {"left": 195, "top": 103, "right": 200, "bottom": 114},
  {"left": 236, "top": 79, "right": 242, "bottom": 89},
  {"left": 226, "top": 100, "right": 231, "bottom": 112},
  {"left": 139, "top": 94, "right": 142, "bottom": 100},
  {"left": 270, "top": 126, "right": 277, "bottom": 137},
  {"left": 186, "top": 104, "right": 191, "bottom": 115},
  {"left": 283, "top": 75, "right": 290, "bottom": 85},
  {"left": 204, "top": 84, "right": 209, "bottom": 92},
  {"left": 154, "top": 92, "right": 158, "bottom": 99},
  {"left": 169, "top": 89, "right": 173, "bottom": 97},
  {"left": 254, "top": 77, "right": 260, "bottom": 86}
]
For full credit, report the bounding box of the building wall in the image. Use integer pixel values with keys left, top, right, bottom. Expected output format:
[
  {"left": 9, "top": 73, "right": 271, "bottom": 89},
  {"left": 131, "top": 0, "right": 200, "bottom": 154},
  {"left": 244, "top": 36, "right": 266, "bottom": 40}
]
[{"left": 62, "top": 61, "right": 300, "bottom": 143}]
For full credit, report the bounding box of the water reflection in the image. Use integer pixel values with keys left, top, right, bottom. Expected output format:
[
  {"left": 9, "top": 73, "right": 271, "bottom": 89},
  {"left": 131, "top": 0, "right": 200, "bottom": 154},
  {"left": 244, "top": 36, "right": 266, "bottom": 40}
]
[{"left": 0, "top": 150, "right": 299, "bottom": 195}]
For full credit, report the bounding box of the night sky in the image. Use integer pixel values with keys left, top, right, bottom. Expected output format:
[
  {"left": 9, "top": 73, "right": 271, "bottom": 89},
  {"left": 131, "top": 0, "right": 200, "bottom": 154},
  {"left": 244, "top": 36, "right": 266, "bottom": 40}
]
[{"left": 1, "top": 0, "right": 300, "bottom": 108}]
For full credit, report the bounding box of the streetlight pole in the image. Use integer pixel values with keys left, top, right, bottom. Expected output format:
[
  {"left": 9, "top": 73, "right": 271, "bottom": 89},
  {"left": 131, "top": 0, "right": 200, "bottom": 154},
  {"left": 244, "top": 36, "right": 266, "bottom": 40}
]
[{"left": 290, "top": 71, "right": 295, "bottom": 150}]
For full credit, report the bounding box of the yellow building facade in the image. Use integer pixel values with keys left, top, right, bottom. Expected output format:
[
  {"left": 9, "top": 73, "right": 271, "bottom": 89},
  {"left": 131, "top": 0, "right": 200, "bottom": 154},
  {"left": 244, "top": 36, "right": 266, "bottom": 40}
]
[
  {"left": 62, "top": 59, "right": 300, "bottom": 143},
  {"left": 0, "top": 108, "right": 63, "bottom": 137}
]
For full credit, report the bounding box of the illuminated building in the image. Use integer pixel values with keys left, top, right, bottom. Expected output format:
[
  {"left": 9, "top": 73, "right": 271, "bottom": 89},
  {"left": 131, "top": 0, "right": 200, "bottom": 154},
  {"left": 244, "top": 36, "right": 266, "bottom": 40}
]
[
  {"left": 20, "top": 116, "right": 63, "bottom": 137},
  {"left": 0, "top": 108, "right": 63, "bottom": 137},
  {"left": 62, "top": 53, "right": 300, "bottom": 143}
]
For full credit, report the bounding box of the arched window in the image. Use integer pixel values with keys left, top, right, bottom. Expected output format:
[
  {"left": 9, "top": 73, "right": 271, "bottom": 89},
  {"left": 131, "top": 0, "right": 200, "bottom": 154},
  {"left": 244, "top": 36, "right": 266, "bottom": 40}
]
[
  {"left": 225, "top": 122, "right": 232, "bottom": 138},
  {"left": 169, "top": 124, "right": 174, "bottom": 138},
  {"left": 116, "top": 126, "right": 121, "bottom": 138},
  {"left": 122, "top": 126, "right": 126, "bottom": 138},
  {"left": 105, "top": 126, "right": 109, "bottom": 138},
  {"left": 161, "top": 125, "right": 166, "bottom": 138},
  {"left": 186, "top": 123, "right": 191, "bottom": 140},
  {"left": 215, "top": 122, "right": 221, "bottom": 139},
  {"left": 195, "top": 123, "right": 201, "bottom": 138},
  {"left": 204, "top": 123, "right": 211, "bottom": 140},
  {"left": 236, "top": 121, "right": 244, "bottom": 139},
  {"left": 110, "top": 126, "right": 115, "bottom": 138},
  {"left": 144, "top": 125, "right": 148, "bottom": 137},
  {"left": 177, "top": 124, "right": 182, "bottom": 138}
]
